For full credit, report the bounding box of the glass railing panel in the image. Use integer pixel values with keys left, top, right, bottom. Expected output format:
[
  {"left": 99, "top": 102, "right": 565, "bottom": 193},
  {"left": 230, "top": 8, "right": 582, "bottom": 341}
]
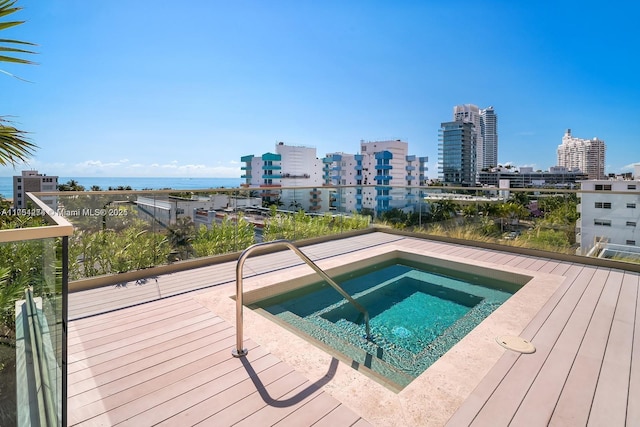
[
  {"left": 1, "top": 193, "right": 69, "bottom": 426},
  {"left": 386, "top": 186, "right": 580, "bottom": 254},
  {"left": 42, "top": 184, "right": 640, "bottom": 282},
  {"left": 54, "top": 191, "right": 167, "bottom": 280}
]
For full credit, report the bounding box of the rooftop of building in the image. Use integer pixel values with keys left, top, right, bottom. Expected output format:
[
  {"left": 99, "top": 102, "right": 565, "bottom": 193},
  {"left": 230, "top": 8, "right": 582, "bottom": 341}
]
[{"left": 67, "top": 230, "right": 640, "bottom": 426}]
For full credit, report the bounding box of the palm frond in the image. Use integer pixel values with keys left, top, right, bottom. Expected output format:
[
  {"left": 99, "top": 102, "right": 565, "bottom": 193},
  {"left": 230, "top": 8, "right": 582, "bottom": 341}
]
[
  {"left": 0, "top": 0, "right": 19, "bottom": 19},
  {"left": 0, "top": 0, "right": 36, "bottom": 69},
  {"left": 0, "top": 117, "right": 36, "bottom": 166}
]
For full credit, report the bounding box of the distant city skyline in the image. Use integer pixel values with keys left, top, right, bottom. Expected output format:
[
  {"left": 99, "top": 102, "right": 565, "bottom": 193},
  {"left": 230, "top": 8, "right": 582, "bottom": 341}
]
[{"left": 2, "top": 1, "right": 639, "bottom": 178}]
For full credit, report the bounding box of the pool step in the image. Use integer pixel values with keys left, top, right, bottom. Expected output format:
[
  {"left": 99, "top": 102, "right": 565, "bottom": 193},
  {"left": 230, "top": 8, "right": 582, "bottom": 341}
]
[{"left": 277, "top": 311, "right": 415, "bottom": 390}]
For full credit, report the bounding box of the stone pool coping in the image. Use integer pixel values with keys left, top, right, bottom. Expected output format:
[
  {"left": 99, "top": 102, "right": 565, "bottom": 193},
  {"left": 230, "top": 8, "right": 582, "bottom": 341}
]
[{"left": 195, "top": 240, "right": 565, "bottom": 426}]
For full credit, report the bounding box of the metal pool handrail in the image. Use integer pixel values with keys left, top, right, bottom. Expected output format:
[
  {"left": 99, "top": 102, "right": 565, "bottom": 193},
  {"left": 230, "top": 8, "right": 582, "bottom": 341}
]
[{"left": 232, "top": 239, "right": 371, "bottom": 357}]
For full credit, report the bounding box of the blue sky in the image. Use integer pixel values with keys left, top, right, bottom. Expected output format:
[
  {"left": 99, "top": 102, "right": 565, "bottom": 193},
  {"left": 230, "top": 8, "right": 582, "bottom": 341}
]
[{"left": 2, "top": 0, "right": 639, "bottom": 178}]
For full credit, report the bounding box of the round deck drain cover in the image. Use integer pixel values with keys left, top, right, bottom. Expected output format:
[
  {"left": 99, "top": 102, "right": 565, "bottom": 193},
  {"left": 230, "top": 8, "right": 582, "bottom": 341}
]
[{"left": 496, "top": 335, "right": 535, "bottom": 354}]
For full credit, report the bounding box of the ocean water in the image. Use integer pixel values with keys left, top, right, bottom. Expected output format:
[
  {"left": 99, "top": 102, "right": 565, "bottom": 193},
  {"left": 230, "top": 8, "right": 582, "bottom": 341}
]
[{"left": 0, "top": 176, "right": 243, "bottom": 199}]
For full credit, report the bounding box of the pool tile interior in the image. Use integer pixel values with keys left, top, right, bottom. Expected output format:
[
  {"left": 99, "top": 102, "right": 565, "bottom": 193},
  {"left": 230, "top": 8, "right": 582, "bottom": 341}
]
[{"left": 251, "top": 261, "right": 518, "bottom": 390}]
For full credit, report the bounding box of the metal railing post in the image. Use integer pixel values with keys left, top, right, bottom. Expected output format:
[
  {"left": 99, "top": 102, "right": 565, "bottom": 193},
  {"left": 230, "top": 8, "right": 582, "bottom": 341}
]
[
  {"left": 232, "top": 239, "right": 371, "bottom": 358},
  {"left": 232, "top": 249, "right": 249, "bottom": 357}
]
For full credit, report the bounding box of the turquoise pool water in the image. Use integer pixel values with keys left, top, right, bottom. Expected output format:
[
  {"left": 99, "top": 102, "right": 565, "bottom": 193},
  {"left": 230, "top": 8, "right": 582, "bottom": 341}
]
[{"left": 251, "top": 261, "right": 518, "bottom": 390}]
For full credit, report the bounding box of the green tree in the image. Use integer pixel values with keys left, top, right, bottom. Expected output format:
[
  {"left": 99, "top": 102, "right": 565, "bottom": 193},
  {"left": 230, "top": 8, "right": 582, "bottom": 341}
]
[
  {"left": 461, "top": 204, "right": 478, "bottom": 218},
  {"left": 510, "top": 191, "right": 531, "bottom": 207},
  {"left": 380, "top": 208, "right": 409, "bottom": 228},
  {"left": 480, "top": 202, "right": 500, "bottom": 218},
  {"left": 430, "top": 199, "right": 458, "bottom": 221},
  {"left": 58, "top": 179, "right": 85, "bottom": 191},
  {"left": 0, "top": 0, "right": 37, "bottom": 166},
  {"left": 166, "top": 217, "right": 195, "bottom": 261},
  {"left": 498, "top": 202, "right": 529, "bottom": 231},
  {"left": 536, "top": 194, "right": 579, "bottom": 245}
]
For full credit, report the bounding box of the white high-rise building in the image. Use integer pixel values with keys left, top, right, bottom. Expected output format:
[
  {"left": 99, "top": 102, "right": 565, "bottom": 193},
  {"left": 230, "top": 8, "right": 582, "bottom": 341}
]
[
  {"left": 557, "top": 129, "right": 606, "bottom": 180},
  {"left": 453, "top": 104, "right": 498, "bottom": 173},
  {"left": 480, "top": 106, "right": 498, "bottom": 169},
  {"left": 241, "top": 142, "right": 328, "bottom": 212},
  {"left": 453, "top": 105, "right": 482, "bottom": 174}
]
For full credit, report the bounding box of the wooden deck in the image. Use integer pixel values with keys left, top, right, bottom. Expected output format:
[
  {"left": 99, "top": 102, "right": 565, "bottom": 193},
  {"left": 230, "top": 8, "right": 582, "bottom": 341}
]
[{"left": 68, "top": 232, "right": 640, "bottom": 426}]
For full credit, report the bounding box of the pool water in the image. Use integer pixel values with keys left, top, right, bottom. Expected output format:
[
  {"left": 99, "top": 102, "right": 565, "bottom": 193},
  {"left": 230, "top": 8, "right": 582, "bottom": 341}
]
[{"left": 251, "top": 262, "right": 517, "bottom": 390}]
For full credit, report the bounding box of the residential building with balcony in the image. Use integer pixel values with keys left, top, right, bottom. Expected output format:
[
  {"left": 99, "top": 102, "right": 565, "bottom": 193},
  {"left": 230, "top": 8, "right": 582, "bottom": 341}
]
[
  {"left": 243, "top": 140, "right": 427, "bottom": 215},
  {"left": 12, "top": 170, "right": 58, "bottom": 210},
  {"left": 557, "top": 129, "right": 606, "bottom": 180},
  {"left": 241, "top": 142, "right": 329, "bottom": 212},
  {"left": 325, "top": 139, "right": 428, "bottom": 214},
  {"left": 577, "top": 176, "right": 640, "bottom": 257}
]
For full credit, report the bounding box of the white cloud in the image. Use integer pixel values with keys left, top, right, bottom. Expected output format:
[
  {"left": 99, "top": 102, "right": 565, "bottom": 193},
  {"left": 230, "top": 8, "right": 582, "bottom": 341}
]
[
  {"left": 74, "top": 160, "right": 126, "bottom": 169},
  {"left": 519, "top": 163, "right": 539, "bottom": 170}
]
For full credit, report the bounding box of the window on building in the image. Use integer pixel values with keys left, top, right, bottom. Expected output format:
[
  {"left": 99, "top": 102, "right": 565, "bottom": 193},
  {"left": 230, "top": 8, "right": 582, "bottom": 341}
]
[
  {"left": 594, "top": 202, "right": 611, "bottom": 209},
  {"left": 626, "top": 240, "right": 636, "bottom": 245},
  {"left": 594, "top": 184, "right": 612, "bottom": 191},
  {"left": 628, "top": 184, "right": 637, "bottom": 190},
  {"left": 628, "top": 203, "right": 637, "bottom": 208},
  {"left": 594, "top": 219, "right": 611, "bottom": 226},
  {"left": 626, "top": 221, "right": 637, "bottom": 226}
]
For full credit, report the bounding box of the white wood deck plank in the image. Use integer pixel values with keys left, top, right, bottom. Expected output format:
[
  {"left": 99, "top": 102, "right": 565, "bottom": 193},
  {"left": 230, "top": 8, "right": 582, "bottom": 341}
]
[
  {"left": 587, "top": 271, "right": 638, "bottom": 426},
  {"left": 549, "top": 269, "right": 624, "bottom": 426},
  {"left": 445, "top": 263, "right": 586, "bottom": 426},
  {"left": 627, "top": 271, "right": 640, "bottom": 426},
  {"left": 509, "top": 270, "right": 621, "bottom": 426},
  {"left": 468, "top": 267, "right": 604, "bottom": 426}
]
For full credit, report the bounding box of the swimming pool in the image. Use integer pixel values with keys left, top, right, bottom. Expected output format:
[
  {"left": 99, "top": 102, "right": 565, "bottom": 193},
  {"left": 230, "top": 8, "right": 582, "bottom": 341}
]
[{"left": 248, "top": 254, "right": 529, "bottom": 390}]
